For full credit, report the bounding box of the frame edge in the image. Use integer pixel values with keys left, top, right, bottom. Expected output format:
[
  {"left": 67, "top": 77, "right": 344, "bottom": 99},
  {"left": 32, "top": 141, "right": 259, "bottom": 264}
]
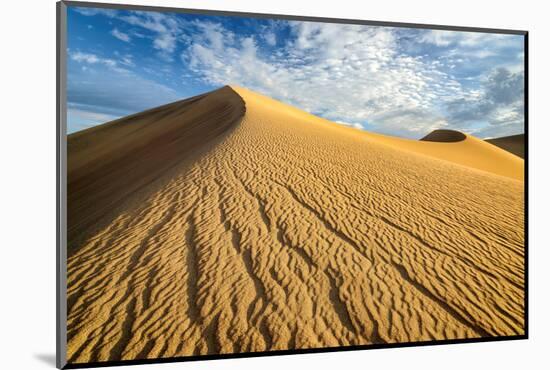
[
  {"left": 57, "top": 1, "right": 68, "bottom": 369},
  {"left": 56, "top": 2, "right": 529, "bottom": 368},
  {"left": 62, "top": 0, "right": 527, "bottom": 35}
]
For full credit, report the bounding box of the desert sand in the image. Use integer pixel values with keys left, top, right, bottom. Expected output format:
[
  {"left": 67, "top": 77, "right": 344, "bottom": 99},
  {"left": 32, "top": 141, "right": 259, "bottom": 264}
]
[
  {"left": 486, "top": 134, "right": 525, "bottom": 159},
  {"left": 66, "top": 86, "right": 524, "bottom": 364}
]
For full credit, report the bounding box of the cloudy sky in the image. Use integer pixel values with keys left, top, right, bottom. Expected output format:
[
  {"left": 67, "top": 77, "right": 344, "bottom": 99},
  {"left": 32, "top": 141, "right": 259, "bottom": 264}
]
[{"left": 66, "top": 6, "right": 525, "bottom": 138}]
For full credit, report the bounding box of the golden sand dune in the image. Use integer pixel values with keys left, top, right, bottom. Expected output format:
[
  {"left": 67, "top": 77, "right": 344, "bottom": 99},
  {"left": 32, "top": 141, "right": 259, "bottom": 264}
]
[
  {"left": 486, "top": 134, "right": 525, "bottom": 159},
  {"left": 365, "top": 128, "right": 524, "bottom": 181},
  {"left": 67, "top": 87, "right": 245, "bottom": 251},
  {"left": 66, "top": 86, "right": 524, "bottom": 364}
]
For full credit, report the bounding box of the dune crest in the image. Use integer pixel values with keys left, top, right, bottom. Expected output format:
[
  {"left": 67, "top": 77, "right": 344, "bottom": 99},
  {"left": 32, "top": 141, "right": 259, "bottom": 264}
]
[
  {"left": 66, "top": 86, "right": 524, "bottom": 364},
  {"left": 67, "top": 86, "right": 245, "bottom": 252},
  {"left": 421, "top": 129, "right": 467, "bottom": 142}
]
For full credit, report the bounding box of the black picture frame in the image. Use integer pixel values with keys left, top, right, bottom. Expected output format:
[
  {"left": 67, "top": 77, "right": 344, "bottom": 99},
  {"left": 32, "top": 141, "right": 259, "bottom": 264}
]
[{"left": 56, "top": 1, "right": 528, "bottom": 368}]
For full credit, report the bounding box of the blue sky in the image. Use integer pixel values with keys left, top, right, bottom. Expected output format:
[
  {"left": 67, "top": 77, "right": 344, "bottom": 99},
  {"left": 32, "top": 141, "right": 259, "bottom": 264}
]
[{"left": 66, "top": 5, "right": 525, "bottom": 139}]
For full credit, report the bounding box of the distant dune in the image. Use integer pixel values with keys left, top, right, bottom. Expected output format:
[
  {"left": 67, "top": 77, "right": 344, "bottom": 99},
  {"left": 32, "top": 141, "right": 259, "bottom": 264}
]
[
  {"left": 486, "top": 134, "right": 525, "bottom": 159},
  {"left": 66, "top": 86, "right": 524, "bottom": 364},
  {"left": 421, "top": 129, "right": 467, "bottom": 142},
  {"left": 393, "top": 129, "right": 523, "bottom": 181}
]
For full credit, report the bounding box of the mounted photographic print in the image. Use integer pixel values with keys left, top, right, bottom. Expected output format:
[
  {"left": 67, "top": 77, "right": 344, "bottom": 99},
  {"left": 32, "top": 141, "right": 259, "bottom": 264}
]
[{"left": 56, "top": 1, "right": 527, "bottom": 368}]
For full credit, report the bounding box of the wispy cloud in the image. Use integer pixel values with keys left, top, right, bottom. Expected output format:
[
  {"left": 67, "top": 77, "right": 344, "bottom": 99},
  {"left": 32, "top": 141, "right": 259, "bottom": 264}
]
[
  {"left": 111, "top": 28, "right": 131, "bottom": 42},
  {"left": 182, "top": 21, "right": 464, "bottom": 137},
  {"left": 180, "top": 20, "right": 524, "bottom": 138},
  {"left": 69, "top": 51, "right": 132, "bottom": 74},
  {"left": 445, "top": 68, "right": 524, "bottom": 137},
  {"left": 76, "top": 7, "right": 184, "bottom": 57},
  {"left": 153, "top": 33, "right": 176, "bottom": 53},
  {"left": 118, "top": 11, "right": 182, "bottom": 57},
  {"left": 73, "top": 7, "right": 117, "bottom": 18},
  {"left": 70, "top": 51, "right": 117, "bottom": 67},
  {"left": 264, "top": 32, "right": 276, "bottom": 46},
  {"left": 335, "top": 121, "right": 364, "bottom": 130},
  {"left": 419, "top": 30, "right": 512, "bottom": 48},
  {"left": 69, "top": 7, "right": 525, "bottom": 138}
]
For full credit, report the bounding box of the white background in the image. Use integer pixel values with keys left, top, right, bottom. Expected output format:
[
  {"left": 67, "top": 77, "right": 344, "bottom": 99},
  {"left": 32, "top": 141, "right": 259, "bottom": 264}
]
[{"left": 1, "top": 0, "right": 548, "bottom": 369}]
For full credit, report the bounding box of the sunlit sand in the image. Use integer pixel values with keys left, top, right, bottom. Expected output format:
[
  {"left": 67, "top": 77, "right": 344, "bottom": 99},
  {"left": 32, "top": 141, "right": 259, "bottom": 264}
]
[{"left": 66, "top": 86, "right": 524, "bottom": 364}]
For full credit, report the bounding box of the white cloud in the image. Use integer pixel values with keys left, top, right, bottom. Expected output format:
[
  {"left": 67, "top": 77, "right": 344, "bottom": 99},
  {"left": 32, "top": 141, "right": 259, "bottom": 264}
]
[
  {"left": 119, "top": 14, "right": 166, "bottom": 33},
  {"left": 264, "top": 32, "right": 277, "bottom": 46},
  {"left": 471, "top": 49, "right": 496, "bottom": 58},
  {"left": 418, "top": 30, "right": 523, "bottom": 73},
  {"left": 444, "top": 68, "right": 524, "bottom": 135},
  {"left": 70, "top": 51, "right": 115, "bottom": 66},
  {"left": 183, "top": 21, "right": 467, "bottom": 138},
  {"left": 111, "top": 28, "right": 131, "bottom": 42},
  {"left": 69, "top": 51, "right": 131, "bottom": 74},
  {"left": 120, "top": 55, "right": 134, "bottom": 67},
  {"left": 73, "top": 7, "right": 117, "bottom": 18},
  {"left": 369, "top": 109, "right": 449, "bottom": 137},
  {"left": 335, "top": 121, "right": 364, "bottom": 129},
  {"left": 181, "top": 21, "right": 525, "bottom": 138},
  {"left": 72, "top": 8, "right": 524, "bottom": 139},
  {"left": 419, "top": 30, "right": 510, "bottom": 48},
  {"left": 78, "top": 8, "right": 183, "bottom": 58},
  {"left": 118, "top": 11, "right": 181, "bottom": 56},
  {"left": 194, "top": 21, "right": 230, "bottom": 51},
  {"left": 153, "top": 33, "right": 176, "bottom": 52}
]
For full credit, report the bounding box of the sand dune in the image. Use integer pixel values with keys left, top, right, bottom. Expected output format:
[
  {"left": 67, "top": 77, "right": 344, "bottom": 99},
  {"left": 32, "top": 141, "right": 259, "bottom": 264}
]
[
  {"left": 486, "top": 134, "right": 525, "bottom": 159},
  {"left": 66, "top": 86, "right": 524, "bottom": 364},
  {"left": 421, "top": 129, "right": 467, "bottom": 142},
  {"left": 67, "top": 87, "right": 245, "bottom": 252},
  {"left": 364, "top": 128, "right": 523, "bottom": 181}
]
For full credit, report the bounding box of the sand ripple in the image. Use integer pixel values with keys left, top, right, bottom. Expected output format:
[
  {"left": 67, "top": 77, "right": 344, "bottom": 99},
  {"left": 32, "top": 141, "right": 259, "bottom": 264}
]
[{"left": 66, "top": 86, "right": 524, "bottom": 364}]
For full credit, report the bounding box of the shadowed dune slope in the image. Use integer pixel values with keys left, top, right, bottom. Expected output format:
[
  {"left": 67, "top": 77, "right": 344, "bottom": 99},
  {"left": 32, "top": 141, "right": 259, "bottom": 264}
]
[
  {"left": 67, "top": 85, "right": 524, "bottom": 364},
  {"left": 486, "top": 134, "right": 525, "bottom": 159},
  {"left": 67, "top": 86, "right": 245, "bottom": 253}
]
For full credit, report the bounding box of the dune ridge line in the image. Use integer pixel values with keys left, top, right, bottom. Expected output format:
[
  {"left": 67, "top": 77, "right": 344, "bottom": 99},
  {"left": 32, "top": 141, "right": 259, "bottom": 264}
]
[
  {"left": 66, "top": 85, "right": 524, "bottom": 364},
  {"left": 67, "top": 86, "right": 246, "bottom": 254}
]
